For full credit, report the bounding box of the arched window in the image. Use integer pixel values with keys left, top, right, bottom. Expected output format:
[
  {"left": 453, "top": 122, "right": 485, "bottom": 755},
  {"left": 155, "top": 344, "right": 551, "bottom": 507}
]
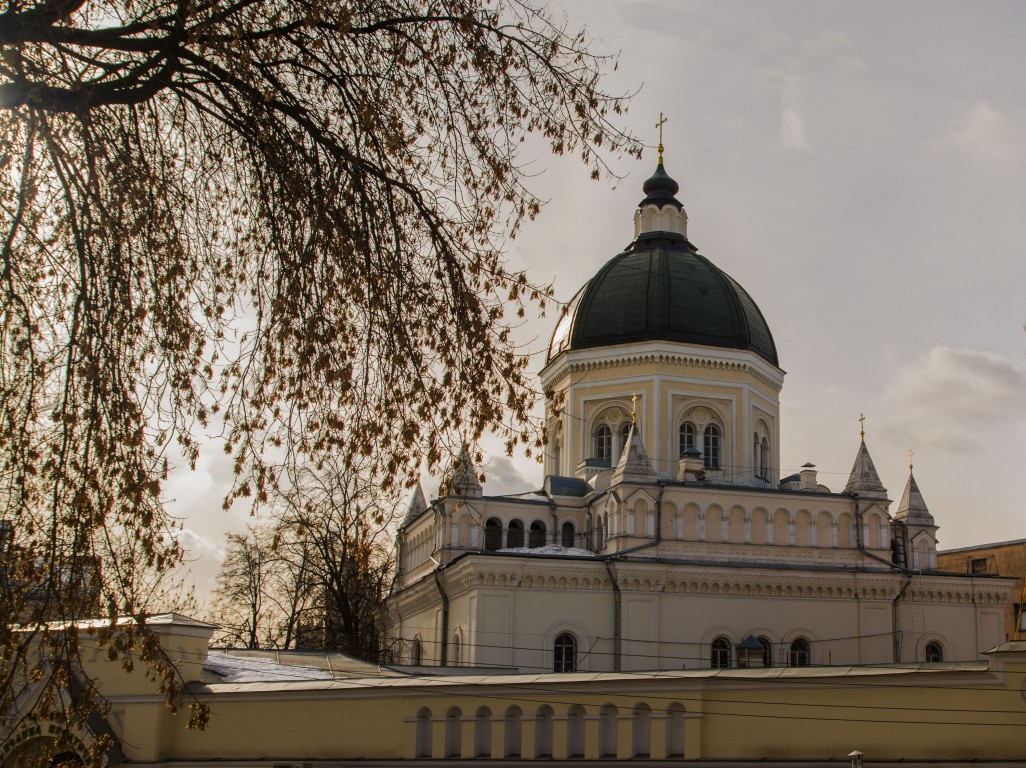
[
  {"left": 703, "top": 425, "right": 720, "bottom": 469},
  {"left": 506, "top": 519, "right": 524, "bottom": 548},
  {"left": 561, "top": 521, "right": 575, "bottom": 548},
  {"left": 758, "top": 636, "right": 772, "bottom": 667},
  {"left": 445, "top": 707, "right": 462, "bottom": 758},
  {"left": 760, "top": 436, "right": 770, "bottom": 478},
  {"left": 925, "top": 641, "right": 944, "bottom": 662},
  {"left": 411, "top": 636, "right": 423, "bottom": 665},
  {"left": 504, "top": 706, "right": 522, "bottom": 758},
  {"left": 475, "top": 707, "right": 492, "bottom": 757},
  {"left": 620, "top": 423, "right": 632, "bottom": 452},
  {"left": 451, "top": 632, "right": 461, "bottom": 666},
  {"left": 554, "top": 632, "right": 577, "bottom": 673},
  {"left": 789, "top": 638, "right": 811, "bottom": 667},
  {"left": 679, "top": 422, "right": 696, "bottom": 457},
  {"left": 415, "top": 707, "right": 433, "bottom": 757},
  {"left": 529, "top": 520, "right": 547, "bottom": 548},
  {"left": 632, "top": 703, "right": 651, "bottom": 757},
  {"left": 484, "top": 517, "right": 502, "bottom": 551},
  {"left": 567, "top": 705, "right": 586, "bottom": 757},
  {"left": 595, "top": 424, "right": 612, "bottom": 463},
  {"left": 711, "top": 637, "right": 731, "bottom": 668},
  {"left": 535, "top": 706, "right": 553, "bottom": 758},
  {"left": 666, "top": 703, "right": 685, "bottom": 757},
  {"left": 599, "top": 705, "right": 618, "bottom": 757}
]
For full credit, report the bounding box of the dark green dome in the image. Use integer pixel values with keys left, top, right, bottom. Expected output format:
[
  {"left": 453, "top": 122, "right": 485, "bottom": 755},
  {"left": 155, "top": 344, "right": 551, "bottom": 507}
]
[{"left": 547, "top": 231, "right": 779, "bottom": 367}]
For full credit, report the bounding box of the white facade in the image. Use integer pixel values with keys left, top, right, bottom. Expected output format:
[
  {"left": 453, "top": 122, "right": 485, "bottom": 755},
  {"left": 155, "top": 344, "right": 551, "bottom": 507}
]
[{"left": 382, "top": 160, "right": 1014, "bottom": 674}]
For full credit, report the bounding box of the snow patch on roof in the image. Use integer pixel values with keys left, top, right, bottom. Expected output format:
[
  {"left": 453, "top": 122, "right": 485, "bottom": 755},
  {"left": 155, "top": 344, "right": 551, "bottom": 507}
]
[
  {"left": 204, "top": 652, "right": 335, "bottom": 683},
  {"left": 497, "top": 545, "right": 595, "bottom": 557}
]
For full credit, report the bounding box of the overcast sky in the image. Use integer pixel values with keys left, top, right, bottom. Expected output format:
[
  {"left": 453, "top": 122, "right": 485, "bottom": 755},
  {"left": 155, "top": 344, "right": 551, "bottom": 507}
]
[{"left": 170, "top": 0, "right": 1026, "bottom": 604}]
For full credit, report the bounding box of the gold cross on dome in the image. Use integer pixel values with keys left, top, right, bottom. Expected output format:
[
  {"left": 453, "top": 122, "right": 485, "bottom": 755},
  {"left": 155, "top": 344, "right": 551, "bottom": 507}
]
[
  {"left": 655, "top": 113, "right": 668, "bottom": 163},
  {"left": 908, "top": 448, "right": 914, "bottom": 474},
  {"left": 631, "top": 393, "right": 638, "bottom": 424},
  {"left": 859, "top": 413, "right": 866, "bottom": 440}
]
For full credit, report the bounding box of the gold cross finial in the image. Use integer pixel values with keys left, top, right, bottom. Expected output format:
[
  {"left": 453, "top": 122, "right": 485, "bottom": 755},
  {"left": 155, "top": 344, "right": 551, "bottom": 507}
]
[
  {"left": 859, "top": 413, "right": 866, "bottom": 441},
  {"left": 631, "top": 393, "right": 638, "bottom": 424},
  {"left": 908, "top": 448, "right": 914, "bottom": 474},
  {"left": 656, "top": 113, "right": 668, "bottom": 164}
]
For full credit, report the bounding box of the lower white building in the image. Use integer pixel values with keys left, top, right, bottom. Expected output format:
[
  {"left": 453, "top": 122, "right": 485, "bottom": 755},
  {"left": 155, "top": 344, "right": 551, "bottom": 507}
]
[{"left": 381, "top": 158, "right": 1013, "bottom": 673}]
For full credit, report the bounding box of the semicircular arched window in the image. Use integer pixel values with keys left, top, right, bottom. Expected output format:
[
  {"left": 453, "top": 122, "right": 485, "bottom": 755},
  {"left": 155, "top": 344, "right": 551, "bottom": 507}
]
[
  {"left": 679, "top": 422, "right": 696, "bottom": 457},
  {"left": 506, "top": 519, "right": 524, "bottom": 549},
  {"left": 595, "top": 424, "right": 612, "bottom": 463},
  {"left": 703, "top": 425, "right": 720, "bottom": 469},
  {"left": 529, "top": 520, "right": 547, "bottom": 548},
  {"left": 711, "top": 636, "right": 731, "bottom": 668},
  {"left": 554, "top": 632, "right": 577, "bottom": 673},
  {"left": 561, "top": 521, "right": 575, "bottom": 548},
  {"left": 789, "top": 637, "right": 811, "bottom": 667},
  {"left": 484, "top": 517, "right": 503, "bottom": 551}
]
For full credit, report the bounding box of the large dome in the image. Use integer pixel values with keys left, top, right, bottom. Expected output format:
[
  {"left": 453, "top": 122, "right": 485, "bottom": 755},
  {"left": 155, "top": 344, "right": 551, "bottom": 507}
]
[{"left": 547, "top": 163, "right": 779, "bottom": 367}]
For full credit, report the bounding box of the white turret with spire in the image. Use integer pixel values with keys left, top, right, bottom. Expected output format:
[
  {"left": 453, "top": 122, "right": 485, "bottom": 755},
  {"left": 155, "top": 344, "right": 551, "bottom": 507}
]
[{"left": 896, "top": 452, "right": 939, "bottom": 570}]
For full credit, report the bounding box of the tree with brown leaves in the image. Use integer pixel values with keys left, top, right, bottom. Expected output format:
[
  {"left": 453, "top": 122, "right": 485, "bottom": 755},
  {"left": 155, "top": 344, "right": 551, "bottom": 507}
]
[{"left": 0, "top": 0, "right": 637, "bottom": 762}]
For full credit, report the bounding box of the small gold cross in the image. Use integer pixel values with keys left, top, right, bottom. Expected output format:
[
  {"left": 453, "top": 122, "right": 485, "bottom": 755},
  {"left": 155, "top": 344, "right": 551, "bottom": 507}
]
[
  {"left": 859, "top": 413, "right": 866, "bottom": 440},
  {"left": 655, "top": 113, "right": 668, "bottom": 163},
  {"left": 908, "top": 448, "right": 914, "bottom": 474},
  {"left": 631, "top": 393, "right": 638, "bottom": 424}
]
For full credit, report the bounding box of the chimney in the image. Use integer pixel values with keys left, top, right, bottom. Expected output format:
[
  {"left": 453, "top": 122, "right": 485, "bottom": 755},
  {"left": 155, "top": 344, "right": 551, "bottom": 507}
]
[{"left": 800, "top": 462, "right": 817, "bottom": 489}]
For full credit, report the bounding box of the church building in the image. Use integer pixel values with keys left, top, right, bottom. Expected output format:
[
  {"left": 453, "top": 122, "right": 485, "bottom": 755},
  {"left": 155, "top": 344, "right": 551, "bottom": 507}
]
[{"left": 382, "top": 154, "right": 1013, "bottom": 674}]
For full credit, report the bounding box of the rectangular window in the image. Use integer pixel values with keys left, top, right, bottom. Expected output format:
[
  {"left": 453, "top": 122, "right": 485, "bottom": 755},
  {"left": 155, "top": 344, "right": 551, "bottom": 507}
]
[{"left": 970, "top": 557, "right": 988, "bottom": 574}]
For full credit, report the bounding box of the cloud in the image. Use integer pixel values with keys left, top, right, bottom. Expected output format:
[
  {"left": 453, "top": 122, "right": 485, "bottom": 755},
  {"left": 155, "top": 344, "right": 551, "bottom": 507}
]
[
  {"left": 930, "top": 102, "right": 1021, "bottom": 163},
  {"left": 779, "top": 75, "right": 811, "bottom": 152},
  {"left": 883, "top": 346, "right": 1026, "bottom": 449},
  {"left": 801, "top": 30, "right": 851, "bottom": 60},
  {"left": 174, "top": 527, "right": 225, "bottom": 562},
  {"left": 482, "top": 455, "right": 536, "bottom": 496}
]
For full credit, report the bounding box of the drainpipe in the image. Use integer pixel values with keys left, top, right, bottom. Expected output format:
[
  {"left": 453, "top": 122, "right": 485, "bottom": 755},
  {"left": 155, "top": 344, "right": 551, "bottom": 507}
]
[
  {"left": 853, "top": 495, "right": 865, "bottom": 563},
  {"left": 433, "top": 568, "right": 449, "bottom": 667},
  {"left": 892, "top": 573, "right": 913, "bottom": 663},
  {"left": 613, "top": 482, "right": 666, "bottom": 558},
  {"left": 604, "top": 558, "right": 622, "bottom": 672},
  {"left": 853, "top": 495, "right": 914, "bottom": 664},
  {"left": 601, "top": 482, "right": 666, "bottom": 673},
  {"left": 547, "top": 495, "right": 559, "bottom": 547}
]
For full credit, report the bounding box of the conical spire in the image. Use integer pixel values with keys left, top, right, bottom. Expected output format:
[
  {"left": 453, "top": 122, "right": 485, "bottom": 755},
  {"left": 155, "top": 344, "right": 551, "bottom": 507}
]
[
  {"left": 446, "top": 446, "right": 482, "bottom": 498},
  {"left": 844, "top": 439, "right": 888, "bottom": 499},
  {"left": 896, "top": 471, "right": 934, "bottom": 525},
  {"left": 401, "top": 483, "right": 428, "bottom": 527},
  {"left": 611, "top": 424, "right": 658, "bottom": 485}
]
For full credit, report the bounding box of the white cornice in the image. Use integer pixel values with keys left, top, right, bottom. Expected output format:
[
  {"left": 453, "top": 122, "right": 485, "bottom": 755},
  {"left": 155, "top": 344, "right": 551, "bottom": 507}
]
[{"left": 540, "top": 340, "right": 785, "bottom": 393}]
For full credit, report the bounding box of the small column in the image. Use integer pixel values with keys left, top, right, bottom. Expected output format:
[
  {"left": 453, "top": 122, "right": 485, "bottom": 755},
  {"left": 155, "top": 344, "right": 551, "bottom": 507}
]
[
  {"left": 520, "top": 717, "right": 538, "bottom": 760},
  {"left": 584, "top": 714, "right": 602, "bottom": 759},
  {"left": 431, "top": 716, "right": 447, "bottom": 759},
  {"left": 552, "top": 715, "right": 569, "bottom": 759},
  {"left": 650, "top": 713, "right": 669, "bottom": 760},
  {"left": 490, "top": 716, "right": 505, "bottom": 759},
  {"left": 616, "top": 713, "right": 634, "bottom": 759}
]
